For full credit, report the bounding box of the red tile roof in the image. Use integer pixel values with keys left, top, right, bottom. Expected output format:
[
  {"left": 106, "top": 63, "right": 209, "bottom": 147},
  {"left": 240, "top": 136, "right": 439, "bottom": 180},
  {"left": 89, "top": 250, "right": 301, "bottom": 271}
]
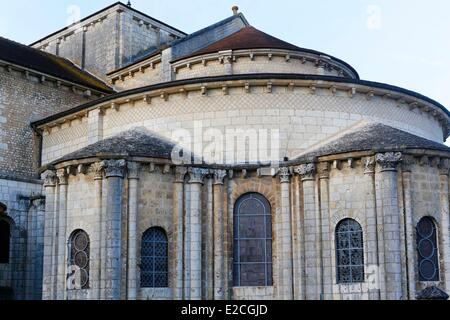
[{"left": 175, "top": 27, "right": 302, "bottom": 61}]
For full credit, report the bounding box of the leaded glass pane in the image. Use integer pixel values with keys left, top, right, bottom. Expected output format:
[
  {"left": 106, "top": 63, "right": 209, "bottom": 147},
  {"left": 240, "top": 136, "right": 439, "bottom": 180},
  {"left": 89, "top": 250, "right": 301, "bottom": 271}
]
[
  {"left": 68, "top": 230, "right": 90, "bottom": 290},
  {"left": 233, "top": 193, "right": 273, "bottom": 287},
  {"left": 417, "top": 217, "right": 440, "bottom": 282},
  {"left": 141, "top": 227, "right": 168, "bottom": 288},
  {"left": 335, "top": 219, "right": 364, "bottom": 284}
]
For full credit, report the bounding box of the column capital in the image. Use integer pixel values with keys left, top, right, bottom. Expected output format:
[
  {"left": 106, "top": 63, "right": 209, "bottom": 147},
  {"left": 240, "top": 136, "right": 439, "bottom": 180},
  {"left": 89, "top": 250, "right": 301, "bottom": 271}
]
[
  {"left": 43, "top": 170, "right": 57, "bottom": 187},
  {"left": 376, "top": 152, "right": 402, "bottom": 172},
  {"left": 188, "top": 168, "right": 210, "bottom": 184},
  {"left": 174, "top": 166, "right": 188, "bottom": 183},
  {"left": 363, "top": 156, "right": 376, "bottom": 175},
  {"left": 213, "top": 169, "right": 227, "bottom": 185},
  {"left": 294, "top": 163, "right": 316, "bottom": 181},
  {"left": 56, "top": 168, "right": 69, "bottom": 185},
  {"left": 439, "top": 158, "right": 450, "bottom": 176},
  {"left": 317, "top": 162, "right": 331, "bottom": 179},
  {"left": 279, "top": 167, "right": 291, "bottom": 183},
  {"left": 127, "top": 162, "right": 141, "bottom": 180},
  {"left": 90, "top": 162, "right": 104, "bottom": 180},
  {"left": 101, "top": 159, "right": 126, "bottom": 178},
  {"left": 401, "top": 154, "right": 416, "bottom": 173}
]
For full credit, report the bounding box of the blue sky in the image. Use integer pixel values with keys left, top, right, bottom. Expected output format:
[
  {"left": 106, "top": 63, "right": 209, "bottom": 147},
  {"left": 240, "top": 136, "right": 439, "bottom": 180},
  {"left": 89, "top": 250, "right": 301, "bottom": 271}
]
[{"left": 1, "top": 1, "right": 450, "bottom": 130}]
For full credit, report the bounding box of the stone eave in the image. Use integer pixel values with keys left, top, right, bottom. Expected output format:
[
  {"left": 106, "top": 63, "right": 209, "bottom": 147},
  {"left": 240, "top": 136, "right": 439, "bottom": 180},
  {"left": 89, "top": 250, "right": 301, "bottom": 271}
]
[
  {"left": 171, "top": 48, "right": 356, "bottom": 79},
  {"left": 107, "top": 53, "right": 162, "bottom": 83},
  {"left": 31, "top": 74, "right": 450, "bottom": 139},
  {"left": 0, "top": 59, "right": 111, "bottom": 97}
]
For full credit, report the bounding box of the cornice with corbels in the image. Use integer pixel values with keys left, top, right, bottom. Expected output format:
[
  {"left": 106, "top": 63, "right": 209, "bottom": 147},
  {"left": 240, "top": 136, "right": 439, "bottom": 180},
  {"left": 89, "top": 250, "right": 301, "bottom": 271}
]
[
  {"left": 36, "top": 78, "right": 450, "bottom": 136},
  {"left": 109, "top": 54, "right": 162, "bottom": 84},
  {"left": 0, "top": 60, "right": 105, "bottom": 99},
  {"left": 171, "top": 48, "right": 355, "bottom": 79}
]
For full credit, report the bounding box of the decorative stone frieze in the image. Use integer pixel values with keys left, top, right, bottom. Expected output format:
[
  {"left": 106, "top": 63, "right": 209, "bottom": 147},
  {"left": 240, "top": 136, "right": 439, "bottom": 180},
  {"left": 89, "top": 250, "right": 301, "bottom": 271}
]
[
  {"left": 101, "top": 159, "right": 126, "bottom": 178},
  {"left": 401, "top": 155, "right": 416, "bottom": 173},
  {"left": 376, "top": 152, "right": 402, "bottom": 171},
  {"left": 294, "top": 163, "right": 316, "bottom": 181}
]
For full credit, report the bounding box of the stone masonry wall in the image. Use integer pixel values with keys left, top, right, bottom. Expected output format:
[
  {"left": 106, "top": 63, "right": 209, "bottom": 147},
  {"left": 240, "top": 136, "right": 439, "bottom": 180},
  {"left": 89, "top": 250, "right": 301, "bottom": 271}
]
[{"left": 0, "top": 68, "right": 94, "bottom": 181}]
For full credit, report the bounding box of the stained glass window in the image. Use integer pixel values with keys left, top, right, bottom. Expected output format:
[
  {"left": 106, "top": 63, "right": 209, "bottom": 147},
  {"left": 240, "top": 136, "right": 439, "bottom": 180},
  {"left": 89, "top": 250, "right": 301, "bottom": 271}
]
[
  {"left": 336, "top": 219, "right": 364, "bottom": 284},
  {"left": 68, "top": 230, "right": 90, "bottom": 290},
  {"left": 417, "top": 217, "right": 440, "bottom": 282},
  {"left": 233, "top": 193, "right": 273, "bottom": 287},
  {"left": 141, "top": 228, "right": 168, "bottom": 288}
]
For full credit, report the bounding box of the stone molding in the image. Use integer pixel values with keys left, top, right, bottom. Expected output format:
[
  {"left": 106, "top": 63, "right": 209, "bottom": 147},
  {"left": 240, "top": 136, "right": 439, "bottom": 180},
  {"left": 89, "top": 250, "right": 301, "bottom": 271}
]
[
  {"left": 363, "top": 156, "right": 376, "bottom": 175},
  {"left": 317, "top": 162, "right": 331, "bottom": 179}
]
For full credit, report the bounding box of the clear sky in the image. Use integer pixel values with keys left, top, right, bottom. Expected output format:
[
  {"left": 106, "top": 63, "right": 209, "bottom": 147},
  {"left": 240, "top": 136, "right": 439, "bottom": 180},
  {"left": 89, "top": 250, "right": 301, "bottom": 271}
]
[{"left": 1, "top": 0, "right": 450, "bottom": 139}]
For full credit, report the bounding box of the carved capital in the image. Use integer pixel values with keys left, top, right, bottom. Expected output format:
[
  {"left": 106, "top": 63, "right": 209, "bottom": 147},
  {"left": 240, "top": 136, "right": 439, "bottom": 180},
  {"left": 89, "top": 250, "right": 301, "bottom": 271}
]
[
  {"left": 56, "top": 168, "right": 68, "bottom": 185},
  {"left": 439, "top": 158, "right": 450, "bottom": 176},
  {"left": 317, "top": 162, "right": 331, "bottom": 179},
  {"left": 90, "top": 162, "right": 104, "bottom": 180},
  {"left": 376, "top": 152, "right": 402, "bottom": 172},
  {"left": 279, "top": 167, "right": 291, "bottom": 183},
  {"left": 174, "top": 167, "right": 188, "bottom": 183},
  {"left": 43, "top": 170, "right": 57, "bottom": 187},
  {"left": 401, "top": 155, "right": 416, "bottom": 173},
  {"left": 363, "top": 157, "right": 376, "bottom": 175},
  {"left": 188, "top": 168, "right": 210, "bottom": 184},
  {"left": 101, "top": 159, "right": 126, "bottom": 178},
  {"left": 295, "top": 163, "right": 316, "bottom": 181},
  {"left": 127, "top": 162, "right": 141, "bottom": 180},
  {"left": 213, "top": 170, "right": 227, "bottom": 185}
]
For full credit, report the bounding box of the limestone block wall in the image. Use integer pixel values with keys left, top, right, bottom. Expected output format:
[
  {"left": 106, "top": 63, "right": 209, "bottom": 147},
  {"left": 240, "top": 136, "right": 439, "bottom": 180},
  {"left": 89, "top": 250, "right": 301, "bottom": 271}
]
[
  {"left": 32, "top": 3, "right": 185, "bottom": 78},
  {"left": 111, "top": 61, "right": 163, "bottom": 91},
  {"left": 0, "top": 178, "right": 44, "bottom": 300},
  {"left": 0, "top": 68, "right": 94, "bottom": 180}
]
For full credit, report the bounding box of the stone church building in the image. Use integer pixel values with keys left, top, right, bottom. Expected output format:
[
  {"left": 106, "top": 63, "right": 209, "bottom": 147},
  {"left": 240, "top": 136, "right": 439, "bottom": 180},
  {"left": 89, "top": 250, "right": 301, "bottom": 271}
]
[{"left": 1, "top": 2, "right": 450, "bottom": 300}]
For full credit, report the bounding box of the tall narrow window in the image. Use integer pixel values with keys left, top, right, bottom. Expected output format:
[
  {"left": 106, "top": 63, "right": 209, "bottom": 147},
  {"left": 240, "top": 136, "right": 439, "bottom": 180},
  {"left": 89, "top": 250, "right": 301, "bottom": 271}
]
[
  {"left": 141, "top": 227, "right": 168, "bottom": 288},
  {"left": 68, "top": 230, "right": 90, "bottom": 290},
  {"left": 233, "top": 193, "right": 273, "bottom": 287},
  {"left": 417, "top": 217, "right": 440, "bottom": 282},
  {"left": 0, "top": 220, "right": 10, "bottom": 264},
  {"left": 336, "top": 219, "right": 365, "bottom": 284}
]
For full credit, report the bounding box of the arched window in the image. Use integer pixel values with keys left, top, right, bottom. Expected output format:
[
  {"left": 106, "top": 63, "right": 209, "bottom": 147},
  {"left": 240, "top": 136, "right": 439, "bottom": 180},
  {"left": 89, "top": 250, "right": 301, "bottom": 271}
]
[
  {"left": 0, "top": 220, "right": 10, "bottom": 264},
  {"left": 68, "top": 230, "right": 90, "bottom": 290},
  {"left": 417, "top": 217, "right": 440, "bottom": 282},
  {"left": 233, "top": 193, "right": 273, "bottom": 287},
  {"left": 141, "top": 227, "right": 168, "bottom": 288},
  {"left": 336, "top": 219, "right": 364, "bottom": 284}
]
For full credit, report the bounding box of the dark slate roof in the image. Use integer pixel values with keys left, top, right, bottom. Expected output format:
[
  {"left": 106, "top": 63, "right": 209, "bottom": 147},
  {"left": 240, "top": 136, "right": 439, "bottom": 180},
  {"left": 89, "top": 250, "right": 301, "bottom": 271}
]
[
  {"left": 0, "top": 36, "right": 113, "bottom": 93},
  {"left": 295, "top": 123, "right": 450, "bottom": 161},
  {"left": 416, "top": 286, "right": 449, "bottom": 300},
  {"left": 52, "top": 128, "right": 179, "bottom": 164}
]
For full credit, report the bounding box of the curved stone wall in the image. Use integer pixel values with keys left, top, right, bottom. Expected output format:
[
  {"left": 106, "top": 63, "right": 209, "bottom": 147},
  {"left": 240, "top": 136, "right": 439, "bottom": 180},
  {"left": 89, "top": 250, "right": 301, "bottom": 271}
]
[{"left": 40, "top": 79, "right": 446, "bottom": 165}]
